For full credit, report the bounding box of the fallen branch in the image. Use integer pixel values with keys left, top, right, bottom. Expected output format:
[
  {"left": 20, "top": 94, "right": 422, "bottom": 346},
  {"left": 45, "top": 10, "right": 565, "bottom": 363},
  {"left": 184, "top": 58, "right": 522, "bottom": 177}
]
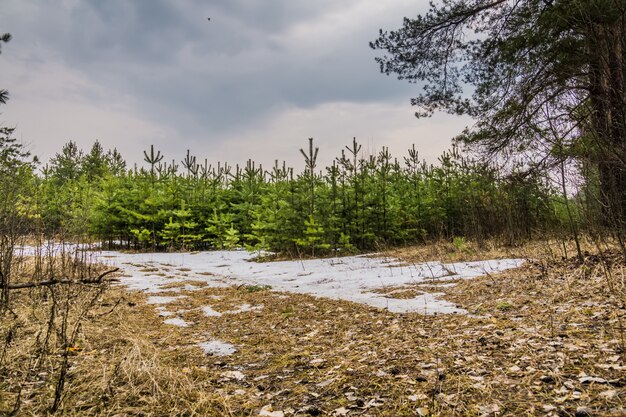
[{"left": 6, "top": 268, "right": 120, "bottom": 290}]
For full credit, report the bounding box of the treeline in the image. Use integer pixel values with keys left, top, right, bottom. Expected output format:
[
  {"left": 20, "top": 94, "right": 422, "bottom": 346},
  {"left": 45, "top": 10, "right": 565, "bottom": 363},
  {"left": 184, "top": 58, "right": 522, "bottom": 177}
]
[{"left": 24, "top": 136, "right": 571, "bottom": 255}]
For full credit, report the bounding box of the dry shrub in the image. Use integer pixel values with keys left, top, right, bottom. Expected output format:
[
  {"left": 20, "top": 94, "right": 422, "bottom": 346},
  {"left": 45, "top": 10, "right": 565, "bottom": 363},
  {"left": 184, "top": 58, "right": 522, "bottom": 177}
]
[{"left": 0, "top": 246, "right": 233, "bottom": 417}]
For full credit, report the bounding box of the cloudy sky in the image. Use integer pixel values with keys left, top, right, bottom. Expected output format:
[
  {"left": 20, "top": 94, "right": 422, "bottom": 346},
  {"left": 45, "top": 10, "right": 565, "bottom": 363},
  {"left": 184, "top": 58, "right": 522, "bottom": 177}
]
[{"left": 0, "top": 0, "right": 470, "bottom": 170}]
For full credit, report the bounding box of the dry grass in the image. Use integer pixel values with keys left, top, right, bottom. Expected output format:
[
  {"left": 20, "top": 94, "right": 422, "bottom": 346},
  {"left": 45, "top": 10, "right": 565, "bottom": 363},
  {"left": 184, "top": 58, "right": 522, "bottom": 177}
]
[
  {"left": 385, "top": 236, "right": 619, "bottom": 264},
  {"left": 0, "top": 284, "right": 238, "bottom": 416},
  {"left": 1, "top": 239, "right": 625, "bottom": 416}
]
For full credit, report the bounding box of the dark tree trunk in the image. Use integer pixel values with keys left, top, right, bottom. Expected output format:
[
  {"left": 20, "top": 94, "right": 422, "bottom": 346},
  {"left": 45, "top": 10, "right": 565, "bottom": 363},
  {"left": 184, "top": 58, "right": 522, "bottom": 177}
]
[{"left": 587, "top": 18, "right": 626, "bottom": 235}]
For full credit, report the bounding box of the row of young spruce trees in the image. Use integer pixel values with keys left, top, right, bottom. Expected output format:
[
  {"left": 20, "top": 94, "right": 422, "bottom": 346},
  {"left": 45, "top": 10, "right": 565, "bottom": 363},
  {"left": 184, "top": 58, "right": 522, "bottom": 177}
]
[{"left": 19, "top": 136, "right": 581, "bottom": 256}]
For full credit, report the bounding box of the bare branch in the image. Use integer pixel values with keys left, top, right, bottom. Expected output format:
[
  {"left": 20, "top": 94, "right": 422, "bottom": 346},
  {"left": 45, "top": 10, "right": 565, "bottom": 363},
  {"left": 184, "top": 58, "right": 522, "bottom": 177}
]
[{"left": 6, "top": 268, "right": 120, "bottom": 290}]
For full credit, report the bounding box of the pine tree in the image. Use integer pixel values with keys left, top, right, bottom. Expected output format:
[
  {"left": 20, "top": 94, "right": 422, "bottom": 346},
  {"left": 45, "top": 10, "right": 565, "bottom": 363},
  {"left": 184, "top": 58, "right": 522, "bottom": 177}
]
[
  {"left": 371, "top": 0, "right": 626, "bottom": 238},
  {"left": 50, "top": 141, "right": 83, "bottom": 184},
  {"left": 83, "top": 140, "right": 109, "bottom": 182},
  {"left": 295, "top": 215, "right": 330, "bottom": 257},
  {"left": 0, "top": 127, "right": 35, "bottom": 308}
]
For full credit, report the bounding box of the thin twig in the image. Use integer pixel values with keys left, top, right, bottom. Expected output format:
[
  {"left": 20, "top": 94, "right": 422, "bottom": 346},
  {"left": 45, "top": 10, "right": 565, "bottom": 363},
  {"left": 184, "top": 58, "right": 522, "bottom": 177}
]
[{"left": 6, "top": 268, "right": 119, "bottom": 290}]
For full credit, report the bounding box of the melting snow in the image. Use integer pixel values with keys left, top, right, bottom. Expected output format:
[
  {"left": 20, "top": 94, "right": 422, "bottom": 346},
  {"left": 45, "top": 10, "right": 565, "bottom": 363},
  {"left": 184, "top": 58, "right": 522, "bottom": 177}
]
[
  {"left": 198, "top": 340, "right": 237, "bottom": 356},
  {"left": 163, "top": 317, "right": 190, "bottom": 327},
  {"left": 146, "top": 295, "right": 184, "bottom": 305},
  {"left": 202, "top": 306, "right": 222, "bottom": 317},
  {"left": 156, "top": 306, "right": 175, "bottom": 317},
  {"left": 97, "top": 250, "right": 524, "bottom": 314},
  {"left": 16, "top": 245, "right": 524, "bottom": 314},
  {"left": 224, "top": 303, "right": 264, "bottom": 314}
]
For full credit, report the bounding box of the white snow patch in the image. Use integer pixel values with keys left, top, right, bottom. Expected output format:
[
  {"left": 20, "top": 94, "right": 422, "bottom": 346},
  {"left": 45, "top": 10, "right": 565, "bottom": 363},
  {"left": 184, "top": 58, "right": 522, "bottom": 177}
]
[
  {"left": 198, "top": 340, "right": 237, "bottom": 356},
  {"left": 156, "top": 306, "right": 175, "bottom": 317},
  {"left": 164, "top": 317, "right": 190, "bottom": 327},
  {"left": 182, "top": 283, "right": 203, "bottom": 291},
  {"left": 225, "top": 303, "right": 264, "bottom": 314},
  {"left": 23, "top": 246, "right": 524, "bottom": 315},
  {"left": 202, "top": 306, "right": 223, "bottom": 317},
  {"left": 97, "top": 250, "right": 524, "bottom": 314},
  {"left": 146, "top": 295, "right": 184, "bottom": 305}
]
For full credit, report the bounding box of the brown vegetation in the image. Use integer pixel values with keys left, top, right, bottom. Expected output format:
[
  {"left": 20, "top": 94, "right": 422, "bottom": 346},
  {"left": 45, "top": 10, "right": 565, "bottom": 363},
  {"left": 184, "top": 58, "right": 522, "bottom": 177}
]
[{"left": 1, "top": 241, "right": 625, "bottom": 416}]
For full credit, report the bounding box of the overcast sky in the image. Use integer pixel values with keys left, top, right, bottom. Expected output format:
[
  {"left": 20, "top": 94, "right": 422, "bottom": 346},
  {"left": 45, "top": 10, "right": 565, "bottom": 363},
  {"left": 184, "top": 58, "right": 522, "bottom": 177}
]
[{"left": 0, "top": 0, "right": 471, "bottom": 170}]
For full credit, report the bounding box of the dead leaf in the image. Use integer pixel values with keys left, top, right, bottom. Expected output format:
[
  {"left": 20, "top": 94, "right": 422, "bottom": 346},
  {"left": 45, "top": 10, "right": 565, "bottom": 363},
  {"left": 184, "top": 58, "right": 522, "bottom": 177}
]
[
  {"left": 332, "top": 407, "right": 350, "bottom": 416},
  {"left": 221, "top": 371, "right": 245, "bottom": 381},
  {"left": 599, "top": 390, "right": 617, "bottom": 400},
  {"left": 408, "top": 394, "right": 428, "bottom": 402},
  {"left": 345, "top": 392, "right": 358, "bottom": 401},
  {"left": 579, "top": 376, "right": 608, "bottom": 384},
  {"left": 478, "top": 404, "right": 501, "bottom": 417},
  {"left": 317, "top": 378, "right": 335, "bottom": 388}
]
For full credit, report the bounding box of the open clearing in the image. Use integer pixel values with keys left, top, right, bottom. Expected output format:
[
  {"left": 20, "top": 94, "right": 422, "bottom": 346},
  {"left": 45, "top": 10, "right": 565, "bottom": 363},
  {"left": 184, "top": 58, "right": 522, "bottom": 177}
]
[{"left": 2, "top": 245, "right": 625, "bottom": 416}]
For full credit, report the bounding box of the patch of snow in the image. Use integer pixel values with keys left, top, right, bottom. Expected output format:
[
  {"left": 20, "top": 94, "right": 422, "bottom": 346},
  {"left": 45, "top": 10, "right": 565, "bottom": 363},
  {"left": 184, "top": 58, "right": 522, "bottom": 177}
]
[
  {"left": 146, "top": 295, "right": 184, "bottom": 305},
  {"left": 164, "top": 317, "right": 190, "bottom": 327},
  {"left": 16, "top": 242, "right": 99, "bottom": 257},
  {"left": 182, "top": 283, "right": 203, "bottom": 291},
  {"left": 199, "top": 340, "right": 237, "bottom": 356},
  {"left": 225, "top": 303, "right": 264, "bottom": 314},
  {"left": 427, "top": 282, "right": 457, "bottom": 288},
  {"left": 98, "top": 250, "right": 524, "bottom": 314},
  {"left": 202, "top": 306, "right": 223, "bottom": 317},
  {"left": 156, "top": 306, "right": 175, "bottom": 317}
]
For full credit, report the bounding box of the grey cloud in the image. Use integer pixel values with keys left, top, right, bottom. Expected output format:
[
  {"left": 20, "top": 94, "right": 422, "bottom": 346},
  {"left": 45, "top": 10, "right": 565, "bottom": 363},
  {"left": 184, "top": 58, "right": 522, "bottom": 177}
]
[
  {"left": 119, "top": 7, "right": 410, "bottom": 134},
  {"left": 1, "top": 0, "right": 439, "bottom": 161},
  {"left": 208, "top": 0, "right": 361, "bottom": 35}
]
